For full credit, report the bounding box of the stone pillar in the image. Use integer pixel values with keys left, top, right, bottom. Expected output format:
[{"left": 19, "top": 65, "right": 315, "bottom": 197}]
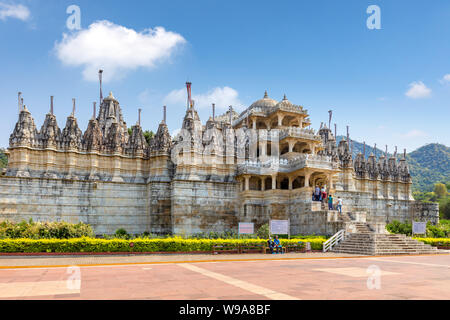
[
  {"left": 272, "top": 174, "right": 277, "bottom": 190},
  {"left": 244, "top": 175, "right": 250, "bottom": 191},
  {"left": 277, "top": 114, "right": 283, "bottom": 127},
  {"left": 305, "top": 172, "right": 311, "bottom": 188},
  {"left": 252, "top": 119, "right": 257, "bottom": 130},
  {"left": 261, "top": 177, "right": 266, "bottom": 191},
  {"left": 288, "top": 176, "right": 293, "bottom": 190},
  {"left": 288, "top": 140, "right": 294, "bottom": 153}
]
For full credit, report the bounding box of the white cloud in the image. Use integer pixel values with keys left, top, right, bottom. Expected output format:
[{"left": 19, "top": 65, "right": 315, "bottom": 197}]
[
  {"left": 405, "top": 81, "right": 431, "bottom": 99},
  {"left": 0, "top": 3, "right": 30, "bottom": 21},
  {"left": 54, "top": 20, "right": 186, "bottom": 82},
  {"left": 440, "top": 74, "right": 450, "bottom": 84},
  {"left": 164, "top": 86, "right": 243, "bottom": 111},
  {"left": 400, "top": 130, "right": 428, "bottom": 139}
]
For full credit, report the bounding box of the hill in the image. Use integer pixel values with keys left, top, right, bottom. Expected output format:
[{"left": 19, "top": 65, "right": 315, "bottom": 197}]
[
  {"left": 336, "top": 137, "right": 450, "bottom": 192},
  {"left": 407, "top": 144, "right": 450, "bottom": 192}
]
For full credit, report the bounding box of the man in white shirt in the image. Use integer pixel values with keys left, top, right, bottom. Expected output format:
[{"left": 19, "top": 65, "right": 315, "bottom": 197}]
[{"left": 337, "top": 197, "right": 343, "bottom": 214}]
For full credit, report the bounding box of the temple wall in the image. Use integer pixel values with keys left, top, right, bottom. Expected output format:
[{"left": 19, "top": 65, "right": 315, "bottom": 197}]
[
  {"left": 0, "top": 176, "right": 149, "bottom": 235},
  {"left": 171, "top": 180, "right": 239, "bottom": 234}
]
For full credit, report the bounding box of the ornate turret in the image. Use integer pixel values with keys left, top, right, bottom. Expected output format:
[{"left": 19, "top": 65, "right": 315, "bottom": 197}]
[
  {"left": 82, "top": 118, "right": 103, "bottom": 152},
  {"left": 337, "top": 138, "right": 352, "bottom": 168},
  {"left": 367, "top": 152, "right": 379, "bottom": 180},
  {"left": 9, "top": 106, "right": 39, "bottom": 148},
  {"left": 38, "top": 113, "right": 61, "bottom": 149},
  {"left": 103, "top": 121, "right": 124, "bottom": 154},
  {"left": 60, "top": 114, "right": 82, "bottom": 150},
  {"left": 150, "top": 121, "right": 172, "bottom": 154},
  {"left": 126, "top": 124, "right": 148, "bottom": 156},
  {"left": 378, "top": 154, "right": 390, "bottom": 180},
  {"left": 97, "top": 92, "right": 128, "bottom": 143},
  {"left": 354, "top": 152, "right": 367, "bottom": 178},
  {"left": 180, "top": 104, "right": 203, "bottom": 152},
  {"left": 398, "top": 150, "right": 411, "bottom": 183},
  {"left": 388, "top": 154, "right": 399, "bottom": 181}
]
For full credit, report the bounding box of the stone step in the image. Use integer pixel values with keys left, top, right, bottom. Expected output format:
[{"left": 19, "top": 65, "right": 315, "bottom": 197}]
[{"left": 331, "top": 230, "right": 440, "bottom": 256}]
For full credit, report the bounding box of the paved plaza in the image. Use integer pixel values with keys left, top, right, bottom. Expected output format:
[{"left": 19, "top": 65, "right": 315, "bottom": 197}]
[{"left": 0, "top": 253, "right": 448, "bottom": 300}]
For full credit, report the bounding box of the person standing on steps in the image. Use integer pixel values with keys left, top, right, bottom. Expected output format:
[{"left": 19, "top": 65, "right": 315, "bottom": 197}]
[
  {"left": 328, "top": 194, "right": 334, "bottom": 210},
  {"left": 337, "top": 196, "right": 343, "bottom": 214}
]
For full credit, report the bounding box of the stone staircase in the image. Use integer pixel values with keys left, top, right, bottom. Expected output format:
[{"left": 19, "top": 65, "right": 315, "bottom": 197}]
[
  {"left": 328, "top": 212, "right": 443, "bottom": 255},
  {"left": 332, "top": 232, "right": 440, "bottom": 255}
]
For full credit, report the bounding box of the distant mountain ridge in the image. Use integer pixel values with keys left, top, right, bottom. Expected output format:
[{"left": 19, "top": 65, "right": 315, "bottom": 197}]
[{"left": 336, "top": 137, "right": 449, "bottom": 192}]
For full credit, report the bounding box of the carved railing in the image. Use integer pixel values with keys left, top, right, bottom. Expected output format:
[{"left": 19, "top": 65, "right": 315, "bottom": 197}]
[{"left": 237, "top": 154, "right": 337, "bottom": 175}]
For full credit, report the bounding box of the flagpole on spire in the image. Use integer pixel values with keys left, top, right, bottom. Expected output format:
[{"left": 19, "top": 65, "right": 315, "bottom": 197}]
[
  {"left": 72, "top": 98, "right": 76, "bottom": 116},
  {"left": 50, "top": 96, "right": 54, "bottom": 115},
  {"left": 186, "top": 82, "right": 192, "bottom": 110},
  {"left": 18, "top": 92, "right": 22, "bottom": 114},
  {"left": 163, "top": 106, "right": 167, "bottom": 124},
  {"left": 93, "top": 102, "right": 96, "bottom": 119},
  {"left": 99, "top": 70, "right": 104, "bottom": 106}
]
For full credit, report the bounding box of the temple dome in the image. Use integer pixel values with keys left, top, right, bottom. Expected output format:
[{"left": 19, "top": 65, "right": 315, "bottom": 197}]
[{"left": 248, "top": 91, "right": 278, "bottom": 110}]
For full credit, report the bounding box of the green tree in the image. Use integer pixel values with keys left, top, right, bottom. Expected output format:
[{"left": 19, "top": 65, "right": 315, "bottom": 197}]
[{"left": 434, "top": 183, "right": 448, "bottom": 199}]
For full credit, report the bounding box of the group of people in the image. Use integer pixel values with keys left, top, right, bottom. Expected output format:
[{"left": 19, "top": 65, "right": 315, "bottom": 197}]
[
  {"left": 267, "top": 236, "right": 283, "bottom": 254},
  {"left": 312, "top": 186, "right": 343, "bottom": 213}
]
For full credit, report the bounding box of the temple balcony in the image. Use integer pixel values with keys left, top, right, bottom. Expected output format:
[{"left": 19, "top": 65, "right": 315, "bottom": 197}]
[
  {"left": 237, "top": 154, "right": 338, "bottom": 175},
  {"left": 279, "top": 127, "right": 322, "bottom": 142}
]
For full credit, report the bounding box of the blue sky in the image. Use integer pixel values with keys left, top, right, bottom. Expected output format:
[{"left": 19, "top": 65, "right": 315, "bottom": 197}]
[{"left": 0, "top": 0, "right": 449, "bottom": 151}]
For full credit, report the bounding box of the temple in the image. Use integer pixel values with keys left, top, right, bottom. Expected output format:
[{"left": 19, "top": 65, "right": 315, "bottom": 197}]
[{"left": 0, "top": 85, "right": 439, "bottom": 235}]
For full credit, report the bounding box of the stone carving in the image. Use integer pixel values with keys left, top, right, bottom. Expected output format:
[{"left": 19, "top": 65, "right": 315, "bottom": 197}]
[
  {"left": 60, "top": 115, "right": 82, "bottom": 150},
  {"left": 38, "top": 113, "right": 61, "bottom": 149},
  {"left": 9, "top": 106, "right": 39, "bottom": 148}
]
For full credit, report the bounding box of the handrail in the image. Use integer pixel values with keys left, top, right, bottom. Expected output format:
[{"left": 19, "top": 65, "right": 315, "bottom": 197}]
[{"left": 323, "top": 230, "right": 346, "bottom": 252}]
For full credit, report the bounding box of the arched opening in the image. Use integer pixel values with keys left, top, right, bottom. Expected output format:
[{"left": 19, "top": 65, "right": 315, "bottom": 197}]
[
  {"left": 267, "top": 142, "right": 272, "bottom": 156},
  {"left": 249, "top": 176, "right": 262, "bottom": 191},
  {"left": 279, "top": 177, "right": 289, "bottom": 190},
  {"left": 265, "top": 177, "right": 273, "bottom": 190},
  {"left": 302, "top": 148, "right": 311, "bottom": 154},
  {"left": 257, "top": 121, "right": 267, "bottom": 130},
  {"left": 293, "top": 176, "right": 305, "bottom": 189},
  {"left": 282, "top": 116, "right": 295, "bottom": 127},
  {"left": 270, "top": 119, "right": 278, "bottom": 129},
  {"left": 293, "top": 142, "right": 307, "bottom": 153},
  {"left": 280, "top": 142, "right": 289, "bottom": 155}
]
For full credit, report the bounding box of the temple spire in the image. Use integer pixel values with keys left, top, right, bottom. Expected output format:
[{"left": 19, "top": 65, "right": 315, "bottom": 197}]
[{"left": 264, "top": 90, "right": 268, "bottom": 98}]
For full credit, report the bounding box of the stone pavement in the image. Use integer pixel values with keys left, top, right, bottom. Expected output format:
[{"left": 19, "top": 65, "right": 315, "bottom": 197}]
[{"left": 0, "top": 253, "right": 448, "bottom": 300}]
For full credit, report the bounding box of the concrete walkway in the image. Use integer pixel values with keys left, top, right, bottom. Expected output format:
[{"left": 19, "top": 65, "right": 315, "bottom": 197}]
[{"left": 0, "top": 252, "right": 360, "bottom": 268}]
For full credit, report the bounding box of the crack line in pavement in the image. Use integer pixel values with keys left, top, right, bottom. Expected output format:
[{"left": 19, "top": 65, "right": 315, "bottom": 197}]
[{"left": 178, "top": 263, "right": 299, "bottom": 300}]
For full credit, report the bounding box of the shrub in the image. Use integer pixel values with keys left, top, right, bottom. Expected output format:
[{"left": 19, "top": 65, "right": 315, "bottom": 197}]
[
  {"left": 114, "top": 228, "right": 129, "bottom": 239},
  {"left": 0, "top": 237, "right": 327, "bottom": 253},
  {"left": 256, "top": 223, "right": 270, "bottom": 239},
  {"left": 0, "top": 220, "right": 93, "bottom": 239},
  {"left": 386, "top": 220, "right": 449, "bottom": 238}
]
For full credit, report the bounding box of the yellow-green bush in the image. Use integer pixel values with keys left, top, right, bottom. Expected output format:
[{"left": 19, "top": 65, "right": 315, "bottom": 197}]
[
  {"left": 0, "top": 237, "right": 326, "bottom": 253},
  {"left": 415, "top": 238, "right": 450, "bottom": 247}
]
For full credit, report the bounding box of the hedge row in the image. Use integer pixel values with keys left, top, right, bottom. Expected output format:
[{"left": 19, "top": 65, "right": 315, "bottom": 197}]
[
  {"left": 0, "top": 238, "right": 327, "bottom": 253},
  {"left": 414, "top": 238, "right": 450, "bottom": 247}
]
